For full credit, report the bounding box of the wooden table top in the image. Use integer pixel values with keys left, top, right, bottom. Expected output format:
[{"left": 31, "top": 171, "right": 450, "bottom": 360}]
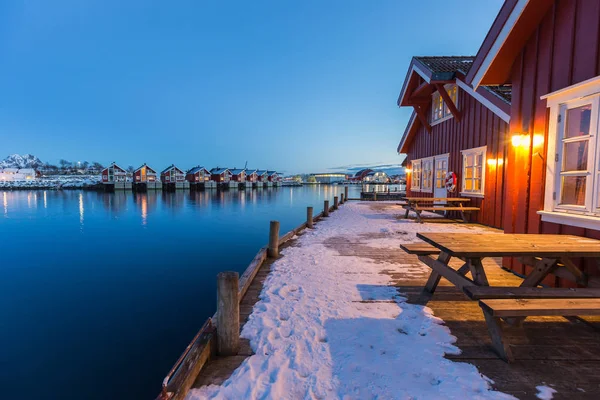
[
  {"left": 417, "top": 233, "right": 600, "bottom": 258},
  {"left": 403, "top": 197, "right": 470, "bottom": 202}
]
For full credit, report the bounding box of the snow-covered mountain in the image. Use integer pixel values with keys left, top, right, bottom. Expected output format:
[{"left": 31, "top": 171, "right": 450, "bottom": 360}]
[{"left": 0, "top": 154, "right": 44, "bottom": 169}]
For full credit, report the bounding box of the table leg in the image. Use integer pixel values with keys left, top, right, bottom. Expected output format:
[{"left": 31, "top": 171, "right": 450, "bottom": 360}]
[
  {"left": 482, "top": 307, "right": 514, "bottom": 362},
  {"left": 560, "top": 257, "right": 587, "bottom": 286},
  {"left": 423, "top": 251, "right": 451, "bottom": 293},
  {"left": 506, "top": 258, "right": 558, "bottom": 326},
  {"left": 468, "top": 258, "right": 489, "bottom": 286},
  {"left": 404, "top": 203, "right": 410, "bottom": 219}
]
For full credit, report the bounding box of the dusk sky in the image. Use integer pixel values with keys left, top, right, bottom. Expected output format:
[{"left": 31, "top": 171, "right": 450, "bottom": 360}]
[{"left": 0, "top": 0, "right": 503, "bottom": 174}]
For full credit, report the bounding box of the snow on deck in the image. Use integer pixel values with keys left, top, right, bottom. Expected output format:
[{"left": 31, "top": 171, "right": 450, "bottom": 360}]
[{"left": 188, "top": 202, "right": 513, "bottom": 399}]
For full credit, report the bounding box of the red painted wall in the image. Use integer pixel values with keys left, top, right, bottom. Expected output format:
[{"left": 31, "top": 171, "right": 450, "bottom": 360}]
[
  {"left": 503, "top": 0, "right": 600, "bottom": 286},
  {"left": 405, "top": 87, "right": 510, "bottom": 228}
]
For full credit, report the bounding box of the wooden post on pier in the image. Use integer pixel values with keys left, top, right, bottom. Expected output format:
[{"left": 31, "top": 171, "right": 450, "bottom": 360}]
[
  {"left": 216, "top": 271, "right": 240, "bottom": 356},
  {"left": 334, "top": 196, "right": 339, "bottom": 210},
  {"left": 323, "top": 200, "right": 329, "bottom": 217},
  {"left": 344, "top": 186, "right": 349, "bottom": 202},
  {"left": 340, "top": 193, "right": 344, "bottom": 204},
  {"left": 373, "top": 192, "right": 377, "bottom": 201},
  {"left": 307, "top": 206, "right": 313, "bottom": 228},
  {"left": 268, "top": 220, "right": 280, "bottom": 258}
]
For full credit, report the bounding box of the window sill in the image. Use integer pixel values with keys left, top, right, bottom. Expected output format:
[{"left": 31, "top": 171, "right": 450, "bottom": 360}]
[
  {"left": 459, "top": 191, "right": 484, "bottom": 198},
  {"left": 431, "top": 115, "right": 454, "bottom": 126},
  {"left": 538, "top": 210, "right": 600, "bottom": 231}
]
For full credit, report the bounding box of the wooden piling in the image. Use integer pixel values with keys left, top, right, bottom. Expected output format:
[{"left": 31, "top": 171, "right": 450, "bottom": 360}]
[
  {"left": 307, "top": 206, "right": 313, "bottom": 228},
  {"left": 323, "top": 200, "right": 329, "bottom": 217},
  {"left": 344, "top": 186, "right": 349, "bottom": 202},
  {"left": 268, "top": 220, "right": 280, "bottom": 258},
  {"left": 216, "top": 271, "right": 240, "bottom": 356},
  {"left": 373, "top": 192, "right": 377, "bottom": 201},
  {"left": 340, "top": 193, "right": 344, "bottom": 204},
  {"left": 334, "top": 196, "right": 339, "bottom": 210}
]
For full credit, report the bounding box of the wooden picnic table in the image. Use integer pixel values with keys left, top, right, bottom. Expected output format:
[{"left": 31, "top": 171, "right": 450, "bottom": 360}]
[
  {"left": 401, "top": 197, "right": 477, "bottom": 223},
  {"left": 411, "top": 232, "right": 600, "bottom": 361}
]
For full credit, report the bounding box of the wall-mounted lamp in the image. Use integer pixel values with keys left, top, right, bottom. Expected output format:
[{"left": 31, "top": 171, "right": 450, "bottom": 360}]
[
  {"left": 487, "top": 158, "right": 504, "bottom": 167},
  {"left": 511, "top": 134, "right": 544, "bottom": 148},
  {"left": 405, "top": 168, "right": 412, "bottom": 174}
]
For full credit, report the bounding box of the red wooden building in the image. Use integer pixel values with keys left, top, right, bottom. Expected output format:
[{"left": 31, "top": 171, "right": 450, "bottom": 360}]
[
  {"left": 210, "top": 168, "right": 232, "bottom": 183},
  {"left": 101, "top": 162, "right": 127, "bottom": 183},
  {"left": 267, "top": 171, "right": 280, "bottom": 182},
  {"left": 246, "top": 169, "right": 258, "bottom": 183},
  {"left": 160, "top": 165, "right": 185, "bottom": 183},
  {"left": 133, "top": 164, "right": 157, "bottom": 183},
  {"left": 398, "top": 0, "right": 600, "bottom": 287},
  {"left": 185, "top": 166, "right": 210, "bottom": 183},
  {"left": 465, "top": 0, "right": 600, "bottom": 286},
  {"left": 230, "top": 169, "right": 246, "bottom": 182},
  {"left": 255, "top": 170, "right": 268, "bottom": 182}
]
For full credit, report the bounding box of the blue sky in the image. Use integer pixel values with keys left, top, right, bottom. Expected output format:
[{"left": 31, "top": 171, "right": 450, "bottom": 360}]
[{"left": 0, "top": 0, "right": 503, "bottom": 174}]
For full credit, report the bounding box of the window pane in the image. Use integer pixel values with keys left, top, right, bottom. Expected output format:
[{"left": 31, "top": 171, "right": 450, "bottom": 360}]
[
  {"left": 475, "top": 178, "right": 481, "bottom": 191},
  {"left": 465, "top": 155, "right": 474, "bottom": 167},
  {"left": 465, "top": 166, "right": 473, "bottom": 179},
  {"left": 465, "top": 179, "right": 472, "bottom": 190},
  {"left": 565, "top": 104, "right": 592, "bottom": 138},
  {"left": 560, "top": 176, "right": 586, "bottom": 206},
  {"left": 476, "top": 154, "right": 483, "bottom": 166},
  {"left": 563, "top": 140, "right": 589, "bottom": 171}
]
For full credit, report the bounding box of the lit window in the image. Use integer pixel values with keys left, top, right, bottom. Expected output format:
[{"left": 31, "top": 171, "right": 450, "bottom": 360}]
[
  {"left": 461, "top": 146, "right": 486, "bottom": 197},
  {"left": 431, "top": 84, "right": 458, "bottom": 124},
  {"left": 411, "top": 160, "right": 422, "bottom": 192},
  {"left": 421, "top": 157, "right": 434, "bottom": 193}
]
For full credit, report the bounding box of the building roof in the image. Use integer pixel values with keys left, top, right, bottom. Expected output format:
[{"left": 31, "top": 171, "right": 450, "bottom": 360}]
[
  {"left": 255, "top": 170, "right": 268, "bottom": 175},
  {"left": 187, "top": 166, "right": 209, "bottom": 174},
  {"left": 230, "top": 168, "right": 246, "bottom": 175},
  {"left": 354, "top": 168, "right": 373, "bottom": 177},
  {"left": 245, "top": 169, "right": 258, "bottom": 175},
  {"left": 414, "top": 56, "right": 475, "bottom": 79},
  {"left": 267, "top": 171, "right": 278, "bottom": 176},
  {"left": 483, "top": 85, "right": 512, "bottom": 103},
  {"left": 161, "top": 164, "right": 183, "bottom": 174},
  {"left": 210, "top": 168, "right": 230, "bottom": 174},
  {"left": 134, "top": 163, "right": 156, "bottom": 174},
  {"left": 105, "top": 162, "right": 126, "bottom": 173}
]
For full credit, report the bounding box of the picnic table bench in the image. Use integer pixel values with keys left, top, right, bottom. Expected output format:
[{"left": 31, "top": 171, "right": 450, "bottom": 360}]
[
  {"left": 401, "top": 232, "right": 600, "bottom": 362},
  {"left": 401, "top": 197, "right": 479, "bottom": 223}
]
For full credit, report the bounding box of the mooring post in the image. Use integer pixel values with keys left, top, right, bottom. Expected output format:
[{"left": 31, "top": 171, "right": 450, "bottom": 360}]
[
  {"left": 268, "top": 220, "right": 280, "bottom": 258},
  {"left": 373, "top": 192, "right": 377, "bottom": 201},
  {"left": 344, "top": 186, "right": 349, "bottom": 202},
  {"left": 323, "top": 200, "right": 329, "bottom": 217},
  {"left": 216, "top": 271, "right": 240, "bottom": 356},
  {"left": 334, "top": 196, "right": 339, "bottom": 210},
  {"left": 340, "top": 193, "right": 344, "bottom": 204},
  {"left": 307, "top": 206, "right": 313, "bottom": 228}
]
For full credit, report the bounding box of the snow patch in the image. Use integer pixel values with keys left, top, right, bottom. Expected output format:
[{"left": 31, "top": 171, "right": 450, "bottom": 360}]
[{"left": 536, "top": 385, "right": 557, "bottom": 399}]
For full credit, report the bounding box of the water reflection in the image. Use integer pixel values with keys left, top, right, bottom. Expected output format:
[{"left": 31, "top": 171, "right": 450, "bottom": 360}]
[
  {"left": 79, "top": 193, "right": 84, "bottom": 226},
  {"left": 3, "top": 192, "right": 7, "bottom": 216}
]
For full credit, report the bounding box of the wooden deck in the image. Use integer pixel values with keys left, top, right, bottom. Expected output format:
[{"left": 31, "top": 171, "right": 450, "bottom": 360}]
[{"left": 191, "top": 202, "right": 600, "bottom": 399}]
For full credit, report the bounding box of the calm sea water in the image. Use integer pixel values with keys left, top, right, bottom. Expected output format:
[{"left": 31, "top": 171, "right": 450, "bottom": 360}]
[{"left": 0, "top": 184, "right": 403, "bottom": 400}]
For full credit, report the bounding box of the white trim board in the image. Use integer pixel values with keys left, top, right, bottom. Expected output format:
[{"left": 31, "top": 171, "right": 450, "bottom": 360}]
[
  {"left": 398, "top": 63, "right": 432, "bottom": 106},
  {"left": 470, "top": 0, "right": 530, "bottom": 88},
  {"left": 456, "top": 79, "right": 510, "bottom": 123}
]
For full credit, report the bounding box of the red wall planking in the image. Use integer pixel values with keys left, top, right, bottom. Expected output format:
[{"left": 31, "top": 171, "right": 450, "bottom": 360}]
[{"left": 503, "top": 0, "right": 600, "bottom": 285}]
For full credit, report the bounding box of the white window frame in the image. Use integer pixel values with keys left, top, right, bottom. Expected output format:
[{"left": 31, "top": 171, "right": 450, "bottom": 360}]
[
  {"left": 421, "top": 157, "right": 434, "bottom": 193},
  {"left": 431, "top": 84, "right": 458, "bottom": 125},
  {"left": 460, "top": 146, "right": 486, "bottom": 198},
  {"left": 411, "top": 159, "right": 422, "bottom": 192},
  {"left": 539, "top": 76, "right": 600, "bottom": 230}
]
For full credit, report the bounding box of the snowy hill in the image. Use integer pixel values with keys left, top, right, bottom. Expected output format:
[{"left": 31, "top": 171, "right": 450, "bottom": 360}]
[{"left": 0, "top": 154, "right": 44, "bottom": 169}]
